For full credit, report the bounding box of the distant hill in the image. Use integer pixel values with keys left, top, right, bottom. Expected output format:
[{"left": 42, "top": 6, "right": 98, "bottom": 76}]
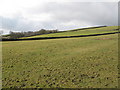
[
  {"left": 20, "top": 26, "right": 118, "bottom": 38},
  {"left": 2, "top": 26, "right": 119, "bottom": 41}
]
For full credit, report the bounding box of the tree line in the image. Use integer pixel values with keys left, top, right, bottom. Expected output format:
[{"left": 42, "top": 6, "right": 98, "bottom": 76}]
[{"left": 7, "top": 29, "right": 59, "bottom": 39}]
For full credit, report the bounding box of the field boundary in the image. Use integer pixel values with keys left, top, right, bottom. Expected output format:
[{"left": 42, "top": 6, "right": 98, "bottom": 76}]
[{"left": 1, "top": 32, "right": 119, "bottom": 41}]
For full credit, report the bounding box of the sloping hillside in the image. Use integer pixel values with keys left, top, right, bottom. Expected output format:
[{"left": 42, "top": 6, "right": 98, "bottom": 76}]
[{"left": 20, "top": 26, "right": 118, "bottom": 39}]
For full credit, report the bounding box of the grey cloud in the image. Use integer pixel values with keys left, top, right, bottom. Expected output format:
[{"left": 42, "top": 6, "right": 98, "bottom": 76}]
[
  {"left": 47, "top": 2, "right": 118, "bottom": 25},
  {"left": 29, "top": 2, "right": 118, "bottom": 26},
  {"left": 1, "top": 16, "right": 39, "bottom": 33},
  {"left": 1, "top": 2, "right": 118, "bottom": 34}
]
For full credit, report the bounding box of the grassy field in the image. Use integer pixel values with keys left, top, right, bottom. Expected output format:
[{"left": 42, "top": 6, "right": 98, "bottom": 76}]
[
  {"left": 20, "top": 26, "right": 118, "bottom": 39},
  {"left": 2, "top": 34, "right": 118, "bottom": 88}
]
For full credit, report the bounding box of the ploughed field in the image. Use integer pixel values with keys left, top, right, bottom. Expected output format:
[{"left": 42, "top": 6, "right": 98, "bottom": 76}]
[{"left": 2, "top": 33, "right": 118, "bottom": 88}]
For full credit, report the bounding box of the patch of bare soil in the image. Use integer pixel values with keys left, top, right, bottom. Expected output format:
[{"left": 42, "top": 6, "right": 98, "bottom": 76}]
[{"left": 95, "top": 38, "right": 113, "bottom": 40}]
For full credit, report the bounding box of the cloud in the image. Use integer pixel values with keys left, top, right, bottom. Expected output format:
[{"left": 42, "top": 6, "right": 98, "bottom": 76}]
[{"left": 0, "top": 0, "right": 118, "bottom": 34}]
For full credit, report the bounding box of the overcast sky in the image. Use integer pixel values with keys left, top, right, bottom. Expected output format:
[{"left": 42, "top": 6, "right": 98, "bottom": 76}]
[{"left": 0, "top": 0, "right": 118, "bottom": 34}]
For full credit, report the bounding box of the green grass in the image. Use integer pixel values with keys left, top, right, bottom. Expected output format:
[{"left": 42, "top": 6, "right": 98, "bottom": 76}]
[
  {"left": 20, "top": 26, "right": 118, "bottom": 39},
  {"left": 68, "top": 26, "right": 118, "bottom": 31},
  {"left": 2, "top": 34, "right": 118, "bottom": 88}
]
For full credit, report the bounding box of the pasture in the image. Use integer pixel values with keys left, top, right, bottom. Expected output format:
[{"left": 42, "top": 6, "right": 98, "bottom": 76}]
[{"left": 2, "top": 34, "right": 118, "bottom": 88}]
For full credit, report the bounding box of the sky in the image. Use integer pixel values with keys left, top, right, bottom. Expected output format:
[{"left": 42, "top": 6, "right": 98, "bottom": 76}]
[{"left": 0, "top": 0, "right": 119, "bottom": 35}]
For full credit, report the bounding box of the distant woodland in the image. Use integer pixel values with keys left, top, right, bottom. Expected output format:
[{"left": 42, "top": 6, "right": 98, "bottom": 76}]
[{"left": 2, "top": 29, "right": 59, "bottom": 39}]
